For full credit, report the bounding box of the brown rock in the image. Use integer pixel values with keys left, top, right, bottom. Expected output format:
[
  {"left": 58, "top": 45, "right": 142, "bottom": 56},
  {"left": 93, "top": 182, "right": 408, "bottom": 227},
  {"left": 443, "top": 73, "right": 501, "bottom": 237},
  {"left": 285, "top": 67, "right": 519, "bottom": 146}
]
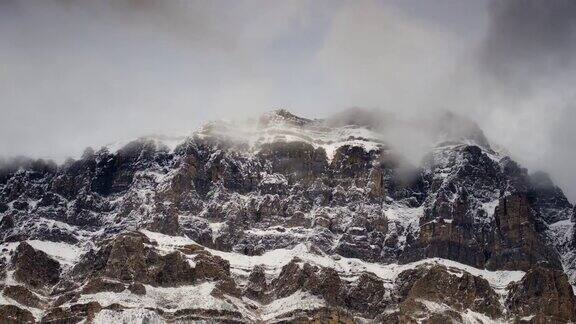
[
  {"left": 12, "top": 242, "right": 61, "bottom": 290},
  {"left": 74, "top": 232, "right": 195, "bottom": 287},
  {"left": 507, "top": 267, "right": 576, "bottom": 322},
  {"left": 367, "top": 167, "right": 386, "bottom": 198},
  {"left": 344, "top": 272, "right": 387, "bottom": 317},
  {"left": 272, "top": 259, "right": 317, "bottom": 298},
  {"left": 258, "top": 141, "right": 327, "bottom": 184},
  {"left": 154, "top": 251, "right": 195, "bottom": 286},
  {"left": 0, "top": 305, "right": 35, "bottom": 323},
  {"left": 331, "top": 145, "right": 379, "bottom": 189},
  {"left": 178, "top": 243, "right": 205, "bottom": 255},
  {"left": 194, "top": 252, "right": 230, "bottom": 281},
  {"left": 402, "top": 194, "right": 562, "bottom": 272},
  {"left": 2, "top": 285, "right": 45, "bottom": 309},
  {"left": 193, "top": 251, "right": 240, "bottom": 296},
  {"left": 97, "top": 232, "right": 153, "bottom": 282},
  {"left": 128, "top": 283, "right": 146, "bottom": 295},
  {"left": 42, "top": 302, "right": 102, "bottom": 324},
  {"left": 271, "top": 259, "right": 343, "bottom": 306},
  {"left": 53, "top": 292, "right": 80, "bottom": 307},
  {"left": 277, "top": 307, "right": 356, "bottom": 324},
  {"left": 147, "top": 203, "right": 180, "bottom": 236},
  {"left": 396, "top": 265, "right": 502, "bottom": 320},
  {"left": 488, "top": 194, "right": 562, "bottom": 271},
  {"left": 399, "top": 190, "right": 490, "bottom": 268},
  {"left": 81, "top": 277, "right": 125, "bottom": 294},
  {"left": 244, "top": 265, "right": 267, "bottom": 301},
  {"left": 313, "top": 267, "right": 342, "bottom": 306}
]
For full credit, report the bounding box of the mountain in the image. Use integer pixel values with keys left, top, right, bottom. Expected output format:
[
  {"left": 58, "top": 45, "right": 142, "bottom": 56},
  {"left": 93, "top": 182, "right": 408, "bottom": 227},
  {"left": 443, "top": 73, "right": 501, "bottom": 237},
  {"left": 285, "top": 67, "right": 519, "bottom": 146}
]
[{"left": 0, "top": 109, "right": 575, "bottom": 323}]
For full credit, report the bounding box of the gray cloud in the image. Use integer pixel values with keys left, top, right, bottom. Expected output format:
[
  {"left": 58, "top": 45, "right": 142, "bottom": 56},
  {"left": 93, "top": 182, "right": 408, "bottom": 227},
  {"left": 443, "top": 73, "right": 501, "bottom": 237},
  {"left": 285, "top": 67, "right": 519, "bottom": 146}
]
[
  {"left": 480, "top": 0, "right": 576, "bottom": 93},
  {"left": 471, "top": 0, "right": 576, "bottom": 200},
  {"left": 1, "top": 0, "right": 576, "bottom": 201},
  {"left": 0, "top": 0, "right": 320, "bottom": 159}
]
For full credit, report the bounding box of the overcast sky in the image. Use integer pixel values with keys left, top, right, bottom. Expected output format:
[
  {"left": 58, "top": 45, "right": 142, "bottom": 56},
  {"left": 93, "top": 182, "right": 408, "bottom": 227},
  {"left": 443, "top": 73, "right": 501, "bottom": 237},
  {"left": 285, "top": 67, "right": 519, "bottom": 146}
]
[{"left": 1, "top": 0, "right": 576, "bottom": 201}]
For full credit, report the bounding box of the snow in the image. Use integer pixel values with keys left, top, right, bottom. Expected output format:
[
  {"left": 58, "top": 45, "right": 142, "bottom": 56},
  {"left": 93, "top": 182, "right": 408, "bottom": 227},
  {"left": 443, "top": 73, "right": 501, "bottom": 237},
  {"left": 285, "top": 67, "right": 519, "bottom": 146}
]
[
  {"left": 79, "top": 281, "right": 325, "bottom": 323},
  {"left": 261, "top": 291, "right": 325, "bottom": 321},
  {"left": 139, "top": 230, "right": 525, "bottom": 291},
  {"left": 0, "top": 293, "right": 44, "bottom": 320},
  {"left": 548, "top": 219, "right": 576, "bottom": 287},
  {"left": 194, "top": 115, "right": 386, "bottom": 162},
  {"left": 417, "top": 299, "right": 451, "bottom": 314},
  {"left": 462, "top": 309, "right": 507, "bottom": 324},
  {"left": 0, "top": 242, "right": 19, "bottom": 256},
  {"left": 481, "top": 200, "right": 500, "bottom": 218},
  {"left": 259, "top": 173, "right": 288, "bottom": 186},
  {"left": 0, "top": 240, "right": 83, "bottom": 267},
  {"left": 26, "top": 240, "right": 83, "bottom": 266},
  {"left": 208, "top": 222, "right": 226, "bottom": 235},
  {"left": 383, "top": 203, "right": 423, "bottom": 249},
  {"left": 417, "top": 300, "right": 508, "bottom": 324},
  {"left": 73, "top": 282, "right": 236, "bottom": 312},
  {"left": 93, "top": 309, "right": 165, "bottom": 324}
]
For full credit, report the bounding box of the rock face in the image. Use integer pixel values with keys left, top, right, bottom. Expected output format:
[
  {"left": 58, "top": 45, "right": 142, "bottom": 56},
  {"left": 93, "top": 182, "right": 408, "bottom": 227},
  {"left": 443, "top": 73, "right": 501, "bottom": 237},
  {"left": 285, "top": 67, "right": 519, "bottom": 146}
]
[
  {"left": 73, "top": 232, "right": 195, "bottom": 287},
  {"left": 488, "top": 194, "right": 561, "bottom": 271},
  {"left": 12, "top": 242, "right": 61, "bottom": 290},
  {"left": 394, "top": 265, "right": 502, "bottom": 322},
  {"left": 0, "top": 109, "right": 575, "bottom": 323},
  {"left": 507, "top": 267, "right": 576, "bottom": 323},
  {"left": 0, "top": 304, "right": 35, "bottom": 323}
]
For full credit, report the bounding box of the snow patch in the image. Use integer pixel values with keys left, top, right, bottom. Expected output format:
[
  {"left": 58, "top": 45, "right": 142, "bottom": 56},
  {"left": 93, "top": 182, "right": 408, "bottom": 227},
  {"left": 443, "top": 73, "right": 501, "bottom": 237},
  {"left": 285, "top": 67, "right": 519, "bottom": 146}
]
[
  {"left": 73, "top": 282, "right": 236, "bottom": 312},
  {"left": 27, "top": 240, "right": 83, "bottom": 266},
  {"left": 93, "top": 308, "right": 165, "bottom": 324},
  {"left": 261, "top": 291, "right": 325, "bottom": 321},
  {"left": 140, "top": 230, "right": 525, "bottom": 291}
]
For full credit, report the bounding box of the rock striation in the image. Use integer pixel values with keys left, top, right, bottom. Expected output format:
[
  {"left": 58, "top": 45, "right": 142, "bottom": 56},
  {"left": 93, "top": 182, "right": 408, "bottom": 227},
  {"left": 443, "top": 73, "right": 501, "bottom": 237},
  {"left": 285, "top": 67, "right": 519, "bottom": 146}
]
[{"left": 0, "top": 109, "right": 575, "bottom": 323}]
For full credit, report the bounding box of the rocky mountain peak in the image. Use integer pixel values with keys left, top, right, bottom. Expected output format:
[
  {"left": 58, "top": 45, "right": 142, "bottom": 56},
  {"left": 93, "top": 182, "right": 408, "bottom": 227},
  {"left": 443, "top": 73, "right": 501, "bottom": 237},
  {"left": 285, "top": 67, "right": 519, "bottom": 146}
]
[
  {"left": 433, "top": 111, "right": 492, "bottom": 150},
  {"left": 258, "top": 109, "right": 313, "bottom": 128},
  {"left": 0, "top": 110, "right": 575, "bottom": 323}
]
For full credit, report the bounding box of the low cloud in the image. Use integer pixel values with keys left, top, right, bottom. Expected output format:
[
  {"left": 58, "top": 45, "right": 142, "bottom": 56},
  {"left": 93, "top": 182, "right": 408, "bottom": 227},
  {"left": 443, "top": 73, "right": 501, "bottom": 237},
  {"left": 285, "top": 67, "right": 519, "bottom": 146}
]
[{"left": 1, "top": 0, "right": 575, "bottom": 200}]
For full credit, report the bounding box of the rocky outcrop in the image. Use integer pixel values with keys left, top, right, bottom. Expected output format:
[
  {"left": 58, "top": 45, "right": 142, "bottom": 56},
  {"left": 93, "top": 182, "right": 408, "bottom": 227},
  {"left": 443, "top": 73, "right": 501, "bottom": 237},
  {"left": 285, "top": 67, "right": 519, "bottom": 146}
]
[
  {"left": 488, "top": 194, "right": 561, "bottom": 271},
  {"left": 73, "top": 232, "right": 195, "bottom": 287},
  {"left": 258, "top": 141, "right": 328, "bottom": 184},
  {"left": 279, "top": 308, "right": 356, "bottom": 324},
  {"left": 272, "top": 259, "right": 343, "bottom": 306},
  {"left": 2, "top": 285, "right": 45, "bottom": 309},
  {"left": 528, "top": 171, "right": 573, "bottom": 224},
  {"left": 507, "top": 267, "right": 576, "bottom": 323},
  {"left": 41, "top": 302, "right": 102, "bottom": 324},
  {"left": 12, "top": 242, "right": 61, "bottom": 290},
  {"left": 391, "top": 265, "right": 502, "bottom": 322},
  {"left": 0, "top": 304, "right": 35, "bottom": 323},
  {"left": 1, "top": 110, "right": 575, "bottom": 322},
  {"left": 81, "top": 277, "right": 126, "bottom": 294},
  {"left": 343, "top": 272, "right": 387, "bottom": 317},
  {"left": 401, "top": 145, "right": 562, "bottom": 273},
  {"left": 244, "top": 265, "right": 267, "bottom": 301}
]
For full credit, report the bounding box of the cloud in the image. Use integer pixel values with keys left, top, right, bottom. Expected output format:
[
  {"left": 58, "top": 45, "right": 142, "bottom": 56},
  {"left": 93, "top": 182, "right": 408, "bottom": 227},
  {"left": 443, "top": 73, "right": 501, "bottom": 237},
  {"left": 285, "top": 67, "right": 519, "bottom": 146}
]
[
  {"left": 316, "top": 0, "right": 462, "bottom": 112},
  {"left": 470, "top": 0, "right": 576, "bottom": 200},
  {"left": 1, "top": 0, "right": 576, "bottom": 200},
  {"left": 479, "top": 0, "right": 576, "bottom": 93},
  {"left": 0, "top": 0, "right": 319, "bottom": 159}
]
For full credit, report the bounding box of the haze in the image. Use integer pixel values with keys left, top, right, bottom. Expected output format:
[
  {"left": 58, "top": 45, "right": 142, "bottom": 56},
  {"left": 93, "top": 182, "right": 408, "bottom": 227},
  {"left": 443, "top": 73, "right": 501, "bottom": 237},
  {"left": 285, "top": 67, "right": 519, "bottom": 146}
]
[{"left": 1, "top": 0, "right": 575, "bottom": 200}]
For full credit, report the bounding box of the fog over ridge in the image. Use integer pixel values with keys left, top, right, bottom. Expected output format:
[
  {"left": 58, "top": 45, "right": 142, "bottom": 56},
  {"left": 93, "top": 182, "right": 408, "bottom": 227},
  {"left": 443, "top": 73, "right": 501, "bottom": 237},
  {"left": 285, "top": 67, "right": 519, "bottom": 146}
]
[{"left": 1, "top": 0, "right": 575, "bottom": 200}]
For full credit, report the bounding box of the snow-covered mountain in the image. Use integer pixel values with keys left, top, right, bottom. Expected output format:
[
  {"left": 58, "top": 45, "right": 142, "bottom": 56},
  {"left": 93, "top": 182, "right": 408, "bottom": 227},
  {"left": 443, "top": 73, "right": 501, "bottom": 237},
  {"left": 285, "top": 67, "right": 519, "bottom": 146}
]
[{"left": 0, "top": 109, "right": 575, "bottom": 323}]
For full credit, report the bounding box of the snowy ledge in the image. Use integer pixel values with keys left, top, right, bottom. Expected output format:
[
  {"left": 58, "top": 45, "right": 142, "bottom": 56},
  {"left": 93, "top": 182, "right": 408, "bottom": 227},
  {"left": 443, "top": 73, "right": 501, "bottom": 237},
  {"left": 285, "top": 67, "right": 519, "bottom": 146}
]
[{"left": 140, "top": 230, "right": 525, "bottom": 290}]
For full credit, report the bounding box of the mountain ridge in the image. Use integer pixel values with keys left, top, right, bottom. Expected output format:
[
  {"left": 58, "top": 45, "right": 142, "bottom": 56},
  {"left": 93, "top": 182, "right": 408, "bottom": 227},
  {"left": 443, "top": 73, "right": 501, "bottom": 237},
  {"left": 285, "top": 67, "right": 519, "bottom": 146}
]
[{"left": 0, "top": 109, "right": 575, "bottom": 323}]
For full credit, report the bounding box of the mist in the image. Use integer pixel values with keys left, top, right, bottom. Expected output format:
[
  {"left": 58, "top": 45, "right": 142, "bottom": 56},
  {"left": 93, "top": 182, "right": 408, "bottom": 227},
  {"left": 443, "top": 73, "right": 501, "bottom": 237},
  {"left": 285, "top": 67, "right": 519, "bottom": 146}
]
[{"left": 1, "top": 0, "right": 575, "bottom": 201}]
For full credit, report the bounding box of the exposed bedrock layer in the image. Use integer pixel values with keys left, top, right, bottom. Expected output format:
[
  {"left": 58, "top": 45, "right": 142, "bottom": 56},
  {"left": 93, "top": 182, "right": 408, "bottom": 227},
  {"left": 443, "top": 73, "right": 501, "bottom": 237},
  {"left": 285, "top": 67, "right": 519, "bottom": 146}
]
[{"left": 0, "top": 110, "right": 575, "bottom": 322}]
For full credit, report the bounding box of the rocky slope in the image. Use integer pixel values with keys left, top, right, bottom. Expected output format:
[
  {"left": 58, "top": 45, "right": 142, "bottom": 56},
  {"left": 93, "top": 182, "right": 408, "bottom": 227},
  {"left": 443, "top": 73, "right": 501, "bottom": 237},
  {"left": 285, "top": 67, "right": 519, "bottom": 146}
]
[{"left": 0, "top": 109, "right": 575, "bottom": 323}]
